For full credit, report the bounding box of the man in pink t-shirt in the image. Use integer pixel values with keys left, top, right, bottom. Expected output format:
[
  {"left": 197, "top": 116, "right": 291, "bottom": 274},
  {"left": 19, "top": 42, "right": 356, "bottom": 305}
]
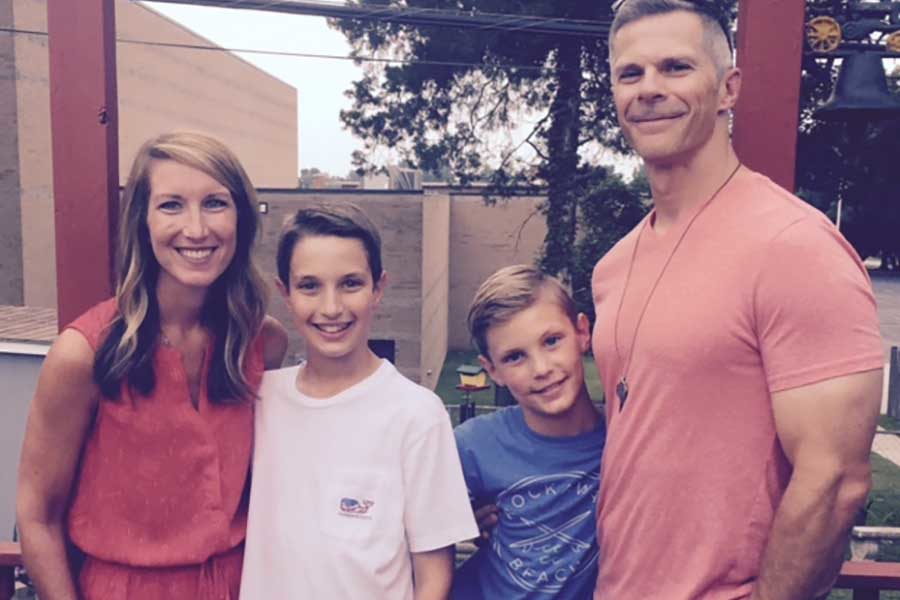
[{"left": 591, "top": 2, "right": 884, "bottom": 599}]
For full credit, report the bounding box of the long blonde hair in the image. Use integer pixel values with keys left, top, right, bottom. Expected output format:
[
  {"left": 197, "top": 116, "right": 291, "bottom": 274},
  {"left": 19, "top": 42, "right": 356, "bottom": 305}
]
[{"left": 94, "top": 131, "right": 267, "bottom": 403}]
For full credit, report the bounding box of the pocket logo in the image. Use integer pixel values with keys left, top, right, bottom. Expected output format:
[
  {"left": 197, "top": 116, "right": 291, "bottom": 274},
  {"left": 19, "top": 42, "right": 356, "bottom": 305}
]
[{"left": 339, "top": 497, "right": 374, "bottom": 518}]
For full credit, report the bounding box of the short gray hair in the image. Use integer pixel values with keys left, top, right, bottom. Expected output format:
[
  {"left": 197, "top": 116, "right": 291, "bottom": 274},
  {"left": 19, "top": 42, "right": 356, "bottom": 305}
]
[{"left": 609, "top": 0, "right": 734, "bottom": 76}]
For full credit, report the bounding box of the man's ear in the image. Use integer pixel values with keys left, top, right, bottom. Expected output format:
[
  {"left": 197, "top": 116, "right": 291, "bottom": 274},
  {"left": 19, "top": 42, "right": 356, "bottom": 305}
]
[
  {"left": 719, "top": 67, "right": 742, "bottom": 112},
  {"left": 575, "top": 312, "right": 591, "bottom": 353},
  {"left": 479, "top": 354, "right": 504, "bottom": 387}
]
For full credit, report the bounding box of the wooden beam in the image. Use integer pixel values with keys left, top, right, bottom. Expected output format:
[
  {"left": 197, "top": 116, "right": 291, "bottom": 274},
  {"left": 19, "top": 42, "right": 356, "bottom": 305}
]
[
  {"left": 837, "top": 560, "right": 900, "bottom": 591},
  {"left": 47, "top": 0, "right": 119, "bottom": 329},
  {"left": 0, "top": 541, "right": 22, "bottom": 599},
  {"left": 732, "top": 0, "right": 806, "bottom": 192}
]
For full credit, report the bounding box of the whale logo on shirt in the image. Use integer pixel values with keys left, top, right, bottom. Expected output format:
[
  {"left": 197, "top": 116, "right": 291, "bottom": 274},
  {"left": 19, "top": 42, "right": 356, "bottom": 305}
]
[{"left": 339, "top": 497, "right": 374, "bottom": 515}]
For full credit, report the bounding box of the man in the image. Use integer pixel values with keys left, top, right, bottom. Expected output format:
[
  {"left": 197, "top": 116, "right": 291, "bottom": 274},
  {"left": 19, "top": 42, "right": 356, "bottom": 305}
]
[{"left": 591, "top": 1, "right": 884, "bottom": 599}]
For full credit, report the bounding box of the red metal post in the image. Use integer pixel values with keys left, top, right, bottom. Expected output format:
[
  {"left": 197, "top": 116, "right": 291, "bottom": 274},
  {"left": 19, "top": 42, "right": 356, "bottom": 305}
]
[
  {"left": 732, "top": 0, "right": 806, "bottom": 192},
  {"left": 0, "top": 541, "right": 21, "bottom": 600},
  {"left": 47, "top": 0, "right": 119, "bottom": 330}
]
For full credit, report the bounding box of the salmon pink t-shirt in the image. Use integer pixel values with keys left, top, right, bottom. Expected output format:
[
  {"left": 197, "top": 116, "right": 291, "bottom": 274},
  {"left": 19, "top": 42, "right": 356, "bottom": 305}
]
[{"left": 590, "top": 168, "right": 883, "bottom": 600}]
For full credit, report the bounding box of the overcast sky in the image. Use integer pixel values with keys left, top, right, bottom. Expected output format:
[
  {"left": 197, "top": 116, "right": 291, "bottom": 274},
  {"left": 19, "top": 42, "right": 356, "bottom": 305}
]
[
  {"left": 139, "top": 2, "right": 645, "bottom": 180},
  {"left": 143, "top": 1, "right": 365, "bottom": 177}
]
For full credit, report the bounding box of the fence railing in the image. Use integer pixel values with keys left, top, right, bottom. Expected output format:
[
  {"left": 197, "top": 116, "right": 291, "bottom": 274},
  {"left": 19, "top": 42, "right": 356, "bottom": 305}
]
[
  {"left": 0, "top": 542, "right": 20, "bottom": 599},
  {"left": 2, "top": 539, "right": 900, "bottom": 598}
]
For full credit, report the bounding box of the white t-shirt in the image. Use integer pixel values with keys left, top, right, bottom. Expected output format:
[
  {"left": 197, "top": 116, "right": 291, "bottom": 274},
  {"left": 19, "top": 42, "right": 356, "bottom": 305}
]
[{"left": 240, "top": 359, "right": 478, "bottom": 600}]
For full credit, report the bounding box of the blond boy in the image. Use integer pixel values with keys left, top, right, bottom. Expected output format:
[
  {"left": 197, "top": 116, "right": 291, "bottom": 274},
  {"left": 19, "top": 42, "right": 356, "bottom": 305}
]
[{"left": 451, "top": 265, "right": 605, "bottom": 600}]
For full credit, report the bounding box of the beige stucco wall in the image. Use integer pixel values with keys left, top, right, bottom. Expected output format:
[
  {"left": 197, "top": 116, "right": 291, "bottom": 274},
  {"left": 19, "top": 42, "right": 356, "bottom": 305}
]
[
  {"left": 419, "top": 194, "right": 450, "bottom": 390},
  {"left": 11, "top": 0, "right": 54, "bottom": 309},
  {"left": 0, "top": 2, "right": 23, "bottom": 305},
  {"left": 6, "top": 0, "right": 298, "bottom": 308},
  {"left": 116, "top": 3, "right": 297, "bottom": 186},
  {"left": 256, "top": 192, "right": 431, "bottom": 384},
  {"left": 448, "top": 194, "right": 547, "bottom": 350}
]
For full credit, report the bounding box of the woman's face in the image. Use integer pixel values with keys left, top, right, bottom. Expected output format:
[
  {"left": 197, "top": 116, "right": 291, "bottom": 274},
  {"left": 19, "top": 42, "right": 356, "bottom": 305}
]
[{"left": 145, "top": 159, "right": 238, "bottom": 294}]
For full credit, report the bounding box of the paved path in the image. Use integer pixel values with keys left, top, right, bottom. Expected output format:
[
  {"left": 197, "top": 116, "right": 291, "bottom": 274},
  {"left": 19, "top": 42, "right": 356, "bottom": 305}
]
[
  {"left": 874, "top": 430, "right": 900, "bottom": 466},
  {"left": 872, "top": 274, "right": 900, "bottom": 466},
  {"left": 873, "top": 273, "right": 900, "bottom": 351}
]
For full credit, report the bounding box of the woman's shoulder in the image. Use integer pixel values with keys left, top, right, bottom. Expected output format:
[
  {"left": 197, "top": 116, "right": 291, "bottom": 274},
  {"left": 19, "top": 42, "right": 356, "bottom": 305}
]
[
  {"left": 258, "top": 316, "right": 288, "bottom": 370},
  {"left": 38, "top": 327, "right": 99, "bottom": 408}
]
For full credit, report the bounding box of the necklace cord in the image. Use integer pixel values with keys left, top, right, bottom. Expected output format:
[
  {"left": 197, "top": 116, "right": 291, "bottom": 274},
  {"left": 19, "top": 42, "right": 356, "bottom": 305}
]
[{"left": 612, "top": 162, "right": 743, "bottom": 409}]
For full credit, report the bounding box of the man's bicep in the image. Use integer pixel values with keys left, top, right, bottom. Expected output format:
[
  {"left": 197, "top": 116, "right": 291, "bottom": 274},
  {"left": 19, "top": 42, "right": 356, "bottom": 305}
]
[
  {"left": 771, "top": 369, "right": 882, "bottom": 468},
  {"left": 754, "top": 218, "right": 882, "bottom": 392}
]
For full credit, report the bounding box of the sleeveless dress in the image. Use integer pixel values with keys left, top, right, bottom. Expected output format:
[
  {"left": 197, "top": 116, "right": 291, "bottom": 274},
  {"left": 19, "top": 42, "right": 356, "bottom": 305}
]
[{"left": 65, "top": 299, "right": 262, "bottom": 599}]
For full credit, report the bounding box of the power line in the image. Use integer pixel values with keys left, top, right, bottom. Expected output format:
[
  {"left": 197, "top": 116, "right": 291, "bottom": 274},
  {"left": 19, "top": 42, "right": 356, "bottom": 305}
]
[
  {"left": 238, "top": 0, "right": 615, "bottom": 26},
  {"left": 0, "top": 26, "right": 557, "bottom": 72},
  {"left": 142, "top": 0, "right": 613, "bottom": 38}
]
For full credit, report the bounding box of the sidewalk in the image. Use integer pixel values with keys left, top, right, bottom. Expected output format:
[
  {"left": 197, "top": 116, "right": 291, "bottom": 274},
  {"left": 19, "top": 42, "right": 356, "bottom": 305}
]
[
  {"left": 870, "top": 275, "right": 900, "bottom": 467},
  {"left": 874, "top": 429, "right": 900, "bottom": 467}
]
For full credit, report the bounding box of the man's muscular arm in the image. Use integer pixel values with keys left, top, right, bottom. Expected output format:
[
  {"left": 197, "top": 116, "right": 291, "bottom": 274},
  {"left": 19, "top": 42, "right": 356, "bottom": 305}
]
[{"left": 751, "top": 368, "right": 882, "bottom": 600}]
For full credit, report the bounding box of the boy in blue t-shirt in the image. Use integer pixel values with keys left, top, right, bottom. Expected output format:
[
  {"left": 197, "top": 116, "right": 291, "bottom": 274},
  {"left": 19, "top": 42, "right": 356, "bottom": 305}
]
[{"left": 452, "top": 265, "right": 605, "bottom": 600}]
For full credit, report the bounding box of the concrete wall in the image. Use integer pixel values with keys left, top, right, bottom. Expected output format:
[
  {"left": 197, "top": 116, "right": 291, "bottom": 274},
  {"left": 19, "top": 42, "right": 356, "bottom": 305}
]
[
  {"left": 257, "top": 191, "right": 434, "bottom": 384},
  {"left": 116, "top": 3, "right": 297, "bottom": 186},
  {"left": 0, "top": 2, "right": 23, "bottom": 306},
  {"left": 11, "top": 0, "right": 53, "bottom": 309},
  {"left": 255, "top": 190, "right": 545, "bottom": 370},
  {"left": 5, "top": 0, "right": 298, "bottom": 309},
  {"left": 419, "top": 194, "right": 450, "bottom": 390},
  {"left": 0, "top": 350, "right": 46, "bottom": 537},
  {"left": 448, "top": 194, "right": 547, "bottom": 350}
]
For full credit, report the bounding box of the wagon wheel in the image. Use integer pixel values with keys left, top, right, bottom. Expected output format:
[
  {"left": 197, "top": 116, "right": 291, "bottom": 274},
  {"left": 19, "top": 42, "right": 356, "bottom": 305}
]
[
  {"left": 886, "top": 31, "right": 900, "bottom": 54},
  {"left": 806, "top": 16, "right": 842, "bottom": 52}
]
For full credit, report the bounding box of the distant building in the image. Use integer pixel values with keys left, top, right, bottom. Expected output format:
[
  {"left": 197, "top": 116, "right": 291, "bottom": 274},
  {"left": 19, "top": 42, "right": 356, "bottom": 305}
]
[{"left": 0, "top": 0, "right": 298, "bottom": 308}]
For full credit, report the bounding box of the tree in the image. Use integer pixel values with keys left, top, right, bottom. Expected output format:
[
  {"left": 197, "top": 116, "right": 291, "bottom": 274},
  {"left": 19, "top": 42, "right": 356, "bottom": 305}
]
[
  {"left": 333, "top": 1, "right": 642, "bottom": 293},
  {"left": 797, "top": 1, "right": 900, "bottom": 265},
  {"left": 340, "top": 2, "right": 800, "bottom": 302}
]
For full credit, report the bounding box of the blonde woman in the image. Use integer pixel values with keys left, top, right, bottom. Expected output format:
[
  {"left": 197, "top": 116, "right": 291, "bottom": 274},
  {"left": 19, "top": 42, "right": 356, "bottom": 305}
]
[{"left": 16, "top": 132, "right": 287, "bottom": 599}]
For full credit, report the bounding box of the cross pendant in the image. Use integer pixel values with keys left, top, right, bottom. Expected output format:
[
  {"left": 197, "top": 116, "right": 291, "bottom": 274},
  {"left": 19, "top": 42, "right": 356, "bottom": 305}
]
[{"left": 616, "top": 377, "right": 628, "bottom": 409}]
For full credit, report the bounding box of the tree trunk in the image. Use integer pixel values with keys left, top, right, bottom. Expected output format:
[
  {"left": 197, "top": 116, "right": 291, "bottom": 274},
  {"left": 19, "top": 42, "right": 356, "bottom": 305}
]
[{"left": 540, "top": 39, "right": 583, "bottom": 283}]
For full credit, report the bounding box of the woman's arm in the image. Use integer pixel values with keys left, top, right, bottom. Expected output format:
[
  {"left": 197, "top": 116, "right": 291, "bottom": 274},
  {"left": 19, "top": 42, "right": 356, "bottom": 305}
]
[
  {"left": 260, "top": 315, "right": 288, "bottom": 370},
  {"left": 411, "top": 546, "right": 454, "bottom": 600},
  {"left": 16, "top": 330, "right": 100, "bottom": 600}
]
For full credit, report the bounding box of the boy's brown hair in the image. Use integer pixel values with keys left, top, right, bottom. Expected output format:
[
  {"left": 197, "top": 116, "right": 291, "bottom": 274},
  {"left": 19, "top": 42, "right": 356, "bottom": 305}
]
[
  {"left": 467, "top": 265, "right": 578, "bottom": 361},
  {"left": 276, "top": 203, "right": 383, "bottom": 288}
]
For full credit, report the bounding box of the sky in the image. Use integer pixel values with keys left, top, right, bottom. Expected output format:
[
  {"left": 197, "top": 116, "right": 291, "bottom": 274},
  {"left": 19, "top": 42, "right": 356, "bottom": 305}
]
[
  {"left": 143, "top": 1, "right": 365, "bottom": 177},
  {"left": 139, "top": 1, "right": 627, "bottom": 180}
]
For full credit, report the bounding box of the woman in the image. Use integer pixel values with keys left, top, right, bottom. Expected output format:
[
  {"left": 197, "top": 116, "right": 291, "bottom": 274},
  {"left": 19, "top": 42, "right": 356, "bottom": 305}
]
[{"left": 16, "top": 131, "right": 287, "bottom": 599}]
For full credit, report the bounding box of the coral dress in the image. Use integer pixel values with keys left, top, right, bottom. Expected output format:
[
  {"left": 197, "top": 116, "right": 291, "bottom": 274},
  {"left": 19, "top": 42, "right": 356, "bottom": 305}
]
[{"left": 65, "top": 299, "right": 261, "bottom": 599}]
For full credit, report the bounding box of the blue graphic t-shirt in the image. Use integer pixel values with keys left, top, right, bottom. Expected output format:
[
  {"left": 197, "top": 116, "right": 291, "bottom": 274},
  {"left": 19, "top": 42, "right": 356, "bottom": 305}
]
[{"left": 451, "top": 406, "right": 605, "bottom": 600}]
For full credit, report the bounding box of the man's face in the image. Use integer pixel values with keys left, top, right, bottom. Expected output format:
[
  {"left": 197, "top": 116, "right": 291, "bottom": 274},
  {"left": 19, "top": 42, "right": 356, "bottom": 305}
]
[{"left": 610, "top": 11, "right": 736, "bottom": 166}]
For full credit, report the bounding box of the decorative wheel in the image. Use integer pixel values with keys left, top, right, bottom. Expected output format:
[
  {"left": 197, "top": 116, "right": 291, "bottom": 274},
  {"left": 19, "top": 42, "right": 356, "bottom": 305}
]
[
  {"left": 886, "top": 31, "right": 900, "bottom": 54},
  {"left": 806, "top": 16, "right": 843, "bottom": 52}
]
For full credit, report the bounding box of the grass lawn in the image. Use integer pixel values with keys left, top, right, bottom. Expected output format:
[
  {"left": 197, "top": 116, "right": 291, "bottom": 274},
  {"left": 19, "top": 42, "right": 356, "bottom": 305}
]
[
  {"left": 880, "top": 414, "right": 900, "bottom": 431},
  {"left": 826, "top": 452, "right": 900, "bottom": 600}
]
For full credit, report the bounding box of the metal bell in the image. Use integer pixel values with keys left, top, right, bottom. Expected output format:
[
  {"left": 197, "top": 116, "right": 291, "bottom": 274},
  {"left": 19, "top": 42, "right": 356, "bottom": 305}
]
[{"left": 815, "top": 52, "right": 900, "bottom": 122}]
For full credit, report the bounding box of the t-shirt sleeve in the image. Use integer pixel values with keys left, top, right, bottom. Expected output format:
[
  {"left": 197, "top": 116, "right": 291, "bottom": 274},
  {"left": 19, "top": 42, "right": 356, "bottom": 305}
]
[
  {"left": 454, "top": 422, "right": 484, "bottom": 504},
  {"left": 403, "top": 411, "right": 479, "bottom": 553},
  {"left": 754, "top": 216, "right": 883, "bottom": 392}
]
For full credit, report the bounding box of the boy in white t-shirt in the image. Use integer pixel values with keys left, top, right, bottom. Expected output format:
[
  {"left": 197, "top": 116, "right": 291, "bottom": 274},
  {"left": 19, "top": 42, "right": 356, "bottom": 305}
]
[{"left": 240, "top": 204, "right": 478, "bottom": 600}]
